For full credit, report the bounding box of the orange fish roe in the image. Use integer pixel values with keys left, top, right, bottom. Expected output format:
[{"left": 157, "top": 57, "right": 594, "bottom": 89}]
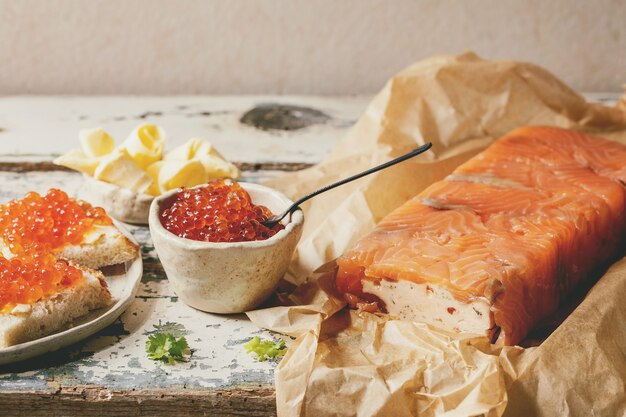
[
  {"left": 0, "top": 252, "right": 84, "bottom": 313},
  {"left": 0, "top": 189, "right": 112, "bottom": 255},
  {"left": 160, "top": 180, "right": 285, "bottom": 243}
]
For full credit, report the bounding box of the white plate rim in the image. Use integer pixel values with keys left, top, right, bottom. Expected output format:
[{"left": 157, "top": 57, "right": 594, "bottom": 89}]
[{"left": 0, "top": 221, "right": 143, "bottom": 365}]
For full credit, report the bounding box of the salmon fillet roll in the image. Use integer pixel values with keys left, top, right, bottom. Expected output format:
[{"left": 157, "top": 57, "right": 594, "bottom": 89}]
[{"left": 336, "top": 126, "right": 626, "bottom": 345}]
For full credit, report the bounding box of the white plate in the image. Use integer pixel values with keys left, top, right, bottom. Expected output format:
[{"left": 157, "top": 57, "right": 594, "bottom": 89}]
[{"left": 0, "top": 222, "right": 143, "bottom": 365}]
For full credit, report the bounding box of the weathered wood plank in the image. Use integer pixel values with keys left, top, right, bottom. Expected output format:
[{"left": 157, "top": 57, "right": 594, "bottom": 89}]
[
  {"left": 0, "top": 387, "right": 276, "bottom": 417},
  {"left": 0, "top": 95, "right": 367, "bottom": 164},
  {"left": 0, "top": 161, "right": 313, "bottom": 173}
]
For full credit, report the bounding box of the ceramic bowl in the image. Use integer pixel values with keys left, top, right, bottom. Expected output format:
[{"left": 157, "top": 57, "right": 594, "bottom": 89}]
[
  {"left": 79, "top": 175, "right": 154, "bottom": 225},
  {"left": 148, "top": 182, "right": 304, "bottom": 314}
]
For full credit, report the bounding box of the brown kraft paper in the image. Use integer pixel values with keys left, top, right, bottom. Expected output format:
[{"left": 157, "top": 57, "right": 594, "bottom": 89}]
[{"left": 247, "top": 52, "right": 626, "bottom": 417}]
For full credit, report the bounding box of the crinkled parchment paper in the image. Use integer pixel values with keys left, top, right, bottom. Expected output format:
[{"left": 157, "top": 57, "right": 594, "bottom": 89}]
[{"left": 247, "top": 52, "right": 626, "bottom": 417}]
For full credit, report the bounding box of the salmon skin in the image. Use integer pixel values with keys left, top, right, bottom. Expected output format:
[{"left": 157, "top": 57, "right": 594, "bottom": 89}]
[{"left": 336, "top": 126, "right": 626, "bottom": 345}]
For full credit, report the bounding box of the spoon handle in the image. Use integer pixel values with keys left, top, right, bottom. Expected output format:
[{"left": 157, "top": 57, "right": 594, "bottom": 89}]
[{"left": 276, "top": 142, "right": 433, "bottom": 223}]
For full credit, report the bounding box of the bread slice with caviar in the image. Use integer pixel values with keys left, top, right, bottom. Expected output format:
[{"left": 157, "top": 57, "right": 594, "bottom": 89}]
[
  {"left": 0, "top": 257, "right": 112, "bottom": 348},
  {"left": 0, "top": 189, "right": 139, "bottom": 269},
  {"left": 0, "top": 189, "right": 139, "bottom": 348}
]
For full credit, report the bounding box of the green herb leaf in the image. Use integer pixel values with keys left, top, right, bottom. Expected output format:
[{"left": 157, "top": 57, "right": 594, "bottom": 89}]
[
  {"left": 168, "top": 335, "right": 189, "bottom": 358},
  {"left": 244, "top": 336, "right": 287, "bottom": 362},
  {"left": 146, "top": 333, "right": 190, "bottom": 363}
]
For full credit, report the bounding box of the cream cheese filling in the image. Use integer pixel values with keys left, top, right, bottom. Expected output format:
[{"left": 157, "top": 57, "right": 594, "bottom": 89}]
[
  {"left": 81, "top": 224, "right": 119, "bottom": 245},
  {"left": 362, "top": 279, "right": 493, "bottom": 335}
]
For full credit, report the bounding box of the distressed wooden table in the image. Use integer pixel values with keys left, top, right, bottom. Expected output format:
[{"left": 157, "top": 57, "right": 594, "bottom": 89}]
[
  {"left": 0, "top": 93, "right": 618, "bottom": 416},
  {"left": 0, "top": 96, "right": 367, "bottom": 417}
]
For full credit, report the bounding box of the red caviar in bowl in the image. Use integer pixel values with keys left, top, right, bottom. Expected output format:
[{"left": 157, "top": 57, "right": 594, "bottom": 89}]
[
  {"left": 159, "top": 180, "right": 285, "bottom": 243},
  {"left": 0, "top": 189, "right": 112, "bottom": 255},
  {"left": 0, "top": 252, "right": 84, "bottom": 313}
]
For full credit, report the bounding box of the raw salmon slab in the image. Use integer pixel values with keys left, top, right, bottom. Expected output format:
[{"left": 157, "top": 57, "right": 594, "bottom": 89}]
[{"left": 336, "top": 126, "right": 626, "bottom": 345}]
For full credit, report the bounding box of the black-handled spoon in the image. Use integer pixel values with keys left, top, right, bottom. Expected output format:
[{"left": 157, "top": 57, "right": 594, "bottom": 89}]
[{"left": 261, "top": 142, "right": 433, "bottom": 228}]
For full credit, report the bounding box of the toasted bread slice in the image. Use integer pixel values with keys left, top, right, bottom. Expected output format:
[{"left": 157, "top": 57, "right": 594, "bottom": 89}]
[
  {"left": 0, "top": 266, "right": 112, "bottom": 348},
  {"left": 57, "top": 224, "right": 139, "bottom": 269}
]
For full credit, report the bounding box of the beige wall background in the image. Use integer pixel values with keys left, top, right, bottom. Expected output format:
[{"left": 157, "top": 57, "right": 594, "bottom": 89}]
[{"left": 1, "top": 0, "right": 624, "bottom": 95}]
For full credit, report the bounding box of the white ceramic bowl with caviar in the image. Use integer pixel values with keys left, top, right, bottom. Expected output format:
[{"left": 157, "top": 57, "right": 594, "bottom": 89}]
[{"left": 148, "top": 181, "right": 304, "bottom": 314}]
